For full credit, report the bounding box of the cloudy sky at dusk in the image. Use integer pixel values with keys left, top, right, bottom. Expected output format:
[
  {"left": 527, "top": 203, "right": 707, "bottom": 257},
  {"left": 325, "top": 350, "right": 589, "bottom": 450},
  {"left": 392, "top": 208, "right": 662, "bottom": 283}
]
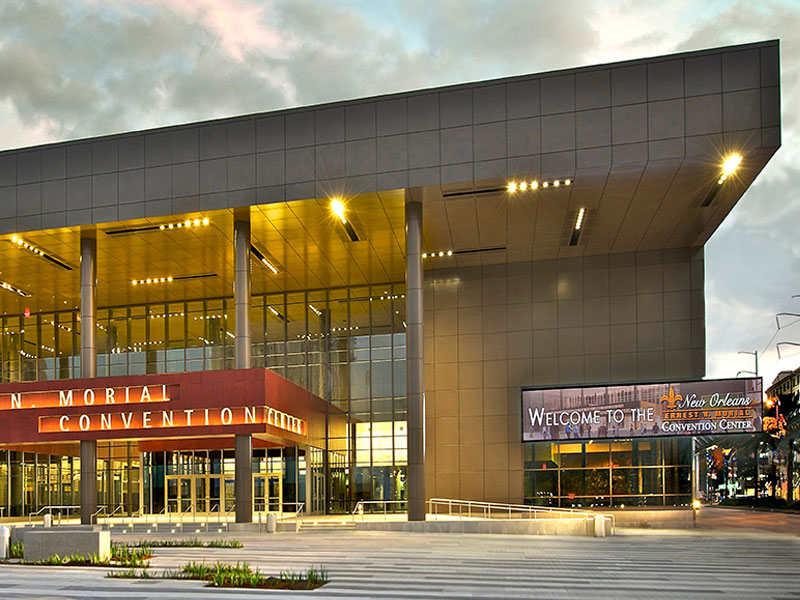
[{"left": 0, "top": 0, "right": 798, "bottom": 386}]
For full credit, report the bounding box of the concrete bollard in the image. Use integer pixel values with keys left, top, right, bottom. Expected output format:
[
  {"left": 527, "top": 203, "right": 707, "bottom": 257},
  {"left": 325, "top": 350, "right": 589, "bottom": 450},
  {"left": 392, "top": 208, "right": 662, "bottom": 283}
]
[
  {"left": 0, "top": 526, "right": 9, "bottom": 559},
  {"left": 43, "top": 514, "right": 53, "bottom": 528},
  {"left": 593, "top": 515, "right": 608, "bottom": 537},
  {"left": 266, "top": 513, "right": 277, "bottom": 533}
]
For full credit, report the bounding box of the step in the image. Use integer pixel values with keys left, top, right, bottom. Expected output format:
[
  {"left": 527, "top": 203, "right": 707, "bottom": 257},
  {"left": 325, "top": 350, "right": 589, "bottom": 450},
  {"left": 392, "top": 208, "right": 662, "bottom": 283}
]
[{"left": 298, "top": 521, "right": 356, "bottom": 532}]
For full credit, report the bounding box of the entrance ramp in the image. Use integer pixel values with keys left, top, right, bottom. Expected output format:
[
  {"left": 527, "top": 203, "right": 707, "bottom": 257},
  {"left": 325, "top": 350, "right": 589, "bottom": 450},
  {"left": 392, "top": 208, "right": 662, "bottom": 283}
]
[{"left": 347, "top": 498, "right": 614, "bottom": 537}]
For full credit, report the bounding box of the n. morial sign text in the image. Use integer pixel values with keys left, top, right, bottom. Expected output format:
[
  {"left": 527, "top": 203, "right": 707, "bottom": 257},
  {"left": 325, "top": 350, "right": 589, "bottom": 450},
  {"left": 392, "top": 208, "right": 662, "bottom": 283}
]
[
  {"left": 39, "top": 405, "right": 306, "bottom": 436},
  {"left": 1, "top": 384, "right": 173, "bottom": 410}
]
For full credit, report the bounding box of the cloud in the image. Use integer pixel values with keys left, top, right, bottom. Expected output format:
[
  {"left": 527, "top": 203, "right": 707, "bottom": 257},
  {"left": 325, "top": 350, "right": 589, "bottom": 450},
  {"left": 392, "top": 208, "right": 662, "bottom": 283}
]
[{"left": 0, "top": 0, "right": 797, "bottom": 386}]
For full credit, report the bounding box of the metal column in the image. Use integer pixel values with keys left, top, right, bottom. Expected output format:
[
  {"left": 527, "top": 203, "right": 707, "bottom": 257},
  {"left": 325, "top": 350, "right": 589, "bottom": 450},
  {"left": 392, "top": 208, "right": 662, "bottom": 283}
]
[
  {"left": 234, "top": 217, "right": 252, "bottom": 370},
  {"left": 80, "top": 234, "right": 98, "bottom": 524},
  {"left": 233, "top": 215, "right": 253, "bottom": 523},
  {"left": 234, "top": 433, "right": 252, "bottom": 523},
  {"left": 405, "top": 199, "right": 426, "bottom": 521}
]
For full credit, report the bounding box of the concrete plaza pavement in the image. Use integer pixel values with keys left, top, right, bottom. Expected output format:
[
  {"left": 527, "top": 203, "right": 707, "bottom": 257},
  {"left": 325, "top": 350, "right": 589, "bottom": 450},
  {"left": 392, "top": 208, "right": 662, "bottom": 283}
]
[
  {"left": 1, "top": 524, "right": 799, "bottom": 599},
  {"left": 697, "top": 505, "right": 800, "bottom": 536}
]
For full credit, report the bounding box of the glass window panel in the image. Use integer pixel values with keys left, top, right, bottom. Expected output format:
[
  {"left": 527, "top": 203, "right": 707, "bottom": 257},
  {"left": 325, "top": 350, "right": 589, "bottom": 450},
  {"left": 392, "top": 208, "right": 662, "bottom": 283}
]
[
  {"left": 560, "top": 470, "right": 584, "bottom": 497},
  {"left": 585, "top": 443, "right": 609, "bottom": 468},
  {"left": 612, "top": 468, "right": 639, "bottom": 495},
  {"left": 584, "top": 468, "right": 610, "bottom": 495},
  {"left": 532, "top": 470, "right": 558, "bottom": 498},
  {"left": 642, "top": 468, "right": 663, "bottom": 495},
  {"left": 611, "top": 441, "right": 633, "bottom": 467},
  {"left": 559, "top": 443, "right": 584, "bottom": 468}
]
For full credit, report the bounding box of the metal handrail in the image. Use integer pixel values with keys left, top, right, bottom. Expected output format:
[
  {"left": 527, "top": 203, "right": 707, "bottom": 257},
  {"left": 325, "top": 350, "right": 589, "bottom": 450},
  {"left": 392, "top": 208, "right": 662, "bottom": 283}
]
[
  {"left": 178, "top": 503, "right": 193, "bottom": 525},
  {"left": 28, "top": 505, "right": 80, "bottom": 524},
  {"left": 90, "top": 505, "right": 108, "bottom": 524},
  {"left": 352, "top": 499, "right": 408, "bottom": 521},
  {"left": 277, "top": 502, "right": 305, "bottom": 521},
  {"left": 100, "top": 504, "right": 123, "bottom": 524},
  {"left": 426, "top": 498, "right": 593, "bottom": 521}
]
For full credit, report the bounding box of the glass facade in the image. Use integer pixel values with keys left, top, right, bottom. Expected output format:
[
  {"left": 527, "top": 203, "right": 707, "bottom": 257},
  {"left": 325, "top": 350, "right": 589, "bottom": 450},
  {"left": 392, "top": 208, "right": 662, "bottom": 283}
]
[
  {"left": 523, "top": 438, "right": 692, "bottom": 507},
  {"left": 0, "top": 444, "right": 138, "bottom": 518},
  {"left": 0, "top": 283, "right": 407, "bottom": 514}
]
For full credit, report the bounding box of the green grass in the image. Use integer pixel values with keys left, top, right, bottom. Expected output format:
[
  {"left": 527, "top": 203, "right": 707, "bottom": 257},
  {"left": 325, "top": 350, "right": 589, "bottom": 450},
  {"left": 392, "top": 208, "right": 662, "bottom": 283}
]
[
  {"left": 107, "top": 568, "right": 153, "bottom": 579},
  {"left": 126, "top": 538, "right": 242, "bottom": 549},
  {"left": 22, "top": 547, "right": 149, "bottom": 569},
  {"left": 124, "top": 561, "right": 329, "bottom": 589},
  {"left": 205, "top": 539, "right": 243, "bottom": 548},
  {"left": 199, "top": 562, "right": 328, "bottom": 589},
  {"left": 110, "top": 544, "right": 152, "bottom": 567},
  {"left": 25, "top": 552, "right": 109, "bottom": 566}
]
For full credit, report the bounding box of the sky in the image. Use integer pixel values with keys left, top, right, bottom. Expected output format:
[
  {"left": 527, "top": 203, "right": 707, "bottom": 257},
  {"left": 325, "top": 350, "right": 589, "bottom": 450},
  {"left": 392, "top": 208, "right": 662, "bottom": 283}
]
[{"left": 0, "top": 0, "right": 798, "bottom": 387}]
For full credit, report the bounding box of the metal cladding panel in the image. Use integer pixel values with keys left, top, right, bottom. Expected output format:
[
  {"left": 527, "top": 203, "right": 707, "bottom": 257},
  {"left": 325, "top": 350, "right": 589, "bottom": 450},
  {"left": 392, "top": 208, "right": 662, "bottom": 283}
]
[{"left": 0, "top": 41, "right": 781, "bottom": 236}]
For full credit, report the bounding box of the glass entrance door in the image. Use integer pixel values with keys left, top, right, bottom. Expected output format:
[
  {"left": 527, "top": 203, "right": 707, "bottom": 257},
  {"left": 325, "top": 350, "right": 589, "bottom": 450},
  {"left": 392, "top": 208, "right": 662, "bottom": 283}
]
[
  {"left": 179, "top": 477, "right": 192, "bottom": 513},
  {"left": 254, "top": 473, "right": 282, "bottom": 513},
  {"left": 268, "top": 473, "right": 281, "bottom": 512},
  {"left": 166, "top": 475, "right": 217, "bottom": 515},
  {"left": 312, "top": 473, "right": 325, "bottom": 513}
]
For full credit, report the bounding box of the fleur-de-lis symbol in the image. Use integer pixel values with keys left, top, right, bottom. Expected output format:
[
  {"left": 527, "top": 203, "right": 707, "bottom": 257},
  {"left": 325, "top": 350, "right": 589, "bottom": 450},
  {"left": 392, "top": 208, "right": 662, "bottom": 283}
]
[{"left": 660, "top": 387, "right": 683, "bottom": 410}]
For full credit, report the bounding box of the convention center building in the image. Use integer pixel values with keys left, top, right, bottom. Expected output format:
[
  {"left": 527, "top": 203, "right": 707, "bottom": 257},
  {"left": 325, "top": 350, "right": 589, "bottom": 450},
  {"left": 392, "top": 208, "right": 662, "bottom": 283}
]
[{"left": 0, "top": 40, "right": 780, "bottom": 522}]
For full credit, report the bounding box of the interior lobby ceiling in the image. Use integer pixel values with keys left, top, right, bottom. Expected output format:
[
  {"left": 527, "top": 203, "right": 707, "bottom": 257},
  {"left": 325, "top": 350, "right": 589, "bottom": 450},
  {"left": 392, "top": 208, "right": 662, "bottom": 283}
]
[{"left": 0, "top": 147, "right": 771, "bottom": 316}]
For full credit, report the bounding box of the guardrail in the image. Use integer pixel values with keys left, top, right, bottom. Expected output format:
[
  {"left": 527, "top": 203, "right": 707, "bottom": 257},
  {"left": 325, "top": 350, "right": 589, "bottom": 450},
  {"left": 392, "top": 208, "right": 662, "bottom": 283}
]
[
  {"left": 98, "top": 504, "right": 124, "bottom": 524},
  {"left": 275, "top": 502, "right": 305, "bottom": 521},
  {"left": 426, "top": 498, "right": 594, "bottom": 521},
  {"left": 352, "top": 500, "right": 408, "bottom": 521},
  {"left": 28, "top": 505, "right": 80, "bottom": 525}
]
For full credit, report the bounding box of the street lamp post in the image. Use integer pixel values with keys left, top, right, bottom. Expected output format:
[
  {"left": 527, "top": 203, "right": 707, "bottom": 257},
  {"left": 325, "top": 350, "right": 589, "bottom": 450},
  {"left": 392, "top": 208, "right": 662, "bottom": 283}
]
[
  {"left": 736, "top": 350, "right": 758, "bottom": 377},
  {"left": 777, "top": 342, "right": 800, "bottom": 359},
  {"left": 737, "top": 351, "right": 759, "bottom": 497}
]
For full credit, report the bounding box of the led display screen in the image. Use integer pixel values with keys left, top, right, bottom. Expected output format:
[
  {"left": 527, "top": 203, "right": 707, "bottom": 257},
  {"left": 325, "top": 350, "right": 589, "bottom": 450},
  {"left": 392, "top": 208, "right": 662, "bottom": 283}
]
[{"left": 522, "top": 378, "right": 763, "bottom": 442}]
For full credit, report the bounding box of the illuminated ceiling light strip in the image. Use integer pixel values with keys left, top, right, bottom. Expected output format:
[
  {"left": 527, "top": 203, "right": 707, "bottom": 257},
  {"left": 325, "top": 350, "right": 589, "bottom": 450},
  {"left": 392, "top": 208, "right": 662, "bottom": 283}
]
[
  {"left": 330, "top": 198, "right": 347, "bottom": 223},
  {"left": 0, "top": 280, "right": 32, "bottom": 297},
  {"left": 308, "top": 304, "right": 322, "bottom": 316},
  {"left": 131, "top": 273, "right": 217, "bottom": 286},
  {"left": 574, "top": 208, "right": 586, "bottom": 231},
  {"left": 9, "top": 236, "right": 73, "bottom": 271},
  {"left": 105, "top": 217, "right": 210, "bottom": 236},
  {"left": 268, "top": 305, "right": 288, "bottom": 322},
  {"left": 159, "top": 217, "right": 210, "bottom": 231},
  {"left": 421, "top": 250, "right": 453, "bottom": 259},
  {"left": 569, "top": 208, "right": 587, "bottom": 246},
  {"left": 507, "top": 178, "right": 572, "bottom": 193},
  {"left": 330, "top": 198, "right": 360, "bottom": 242},
  {"left": 132, "top": 276, "right": 174, "bottom": 286},
  {"left": 260, "top": 258, "right": 278, "bottom": 274},
  {"left": 717, "top": 153, "right": 742, "bottom": 185},
  {"left": 703, "top": 153, "right": 744, "bottom": 207},
  {"left": 250, "top": 245, "right": 281, "bottom": 274}
]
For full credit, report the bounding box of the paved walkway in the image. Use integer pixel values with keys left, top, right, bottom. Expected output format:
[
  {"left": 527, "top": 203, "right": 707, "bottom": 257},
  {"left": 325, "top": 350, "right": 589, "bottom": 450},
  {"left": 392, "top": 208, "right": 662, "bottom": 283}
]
[
  {"left": 698, "top": 505, "right": 800, "bottom": 536},
  {"left": 2, "top": 527, "right": 799, "bottom": 599}
]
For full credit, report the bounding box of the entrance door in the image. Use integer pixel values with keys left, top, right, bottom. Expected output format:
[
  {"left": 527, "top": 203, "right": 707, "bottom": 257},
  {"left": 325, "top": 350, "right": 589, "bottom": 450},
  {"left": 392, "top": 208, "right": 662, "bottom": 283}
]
[
  {"left": 179, "top": 477, "right": 192, "bottom": 513},
  {"left": 268, "top": 473, "right": 281, "bottom": 512},
  {"left": 224, "top": 477, "right": 235, "bottom": 512},
  {"left": 312, "top": 473, "right": 325, "bottom": 513},
  {"left": 209, "top": 476, "right": 222, "bottom": 513},
  {"left": 165, "top": 476, "right": 208, "bottom": 515},
  {"left": 254, "top": 473, "right": 282, "bottom": 513},
  {"left": 254, "top": 475, "right": 267, "bottom": 513}
]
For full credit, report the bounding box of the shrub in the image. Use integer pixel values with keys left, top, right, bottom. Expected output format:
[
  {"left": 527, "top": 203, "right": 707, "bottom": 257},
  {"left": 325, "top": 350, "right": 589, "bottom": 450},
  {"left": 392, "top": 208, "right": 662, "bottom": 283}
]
[{"left": 9, "top": 540, "right": 23, "bottom": 559}]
